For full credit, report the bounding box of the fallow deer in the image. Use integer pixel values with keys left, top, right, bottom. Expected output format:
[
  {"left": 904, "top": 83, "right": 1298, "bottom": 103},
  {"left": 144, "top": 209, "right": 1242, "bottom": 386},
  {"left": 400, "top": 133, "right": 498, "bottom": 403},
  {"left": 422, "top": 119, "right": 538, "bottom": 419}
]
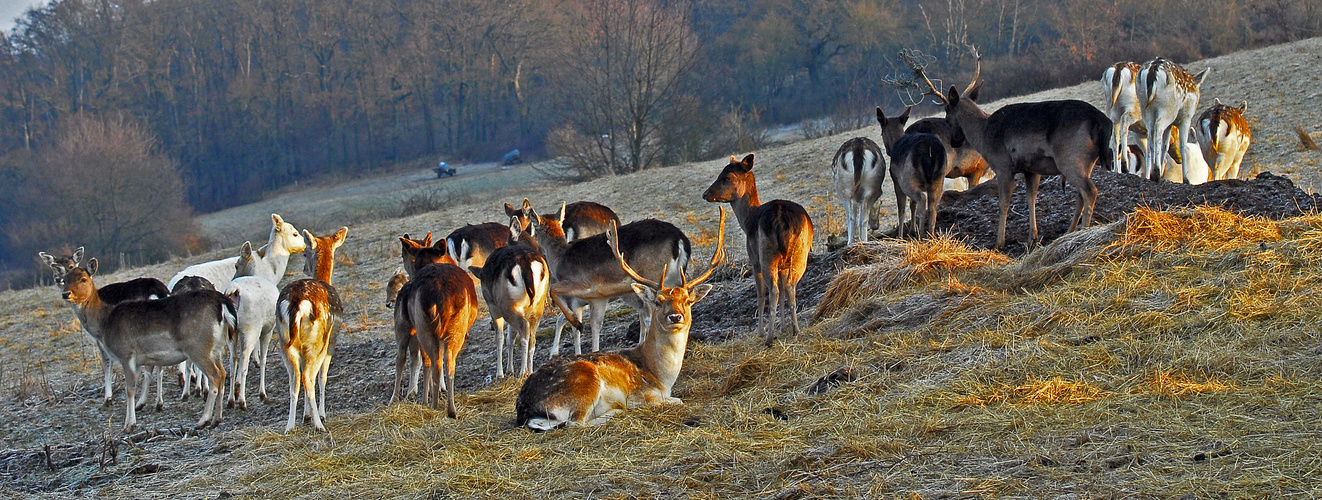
[
  {"left": 906, "top": 49, "right": 1110, "bottom": 249},
  {"left": 61, "top": 260, "right": 234, "bottom": 432},
  {"left": 514, "top": 210, "right": 723, "bottom": 430},
  {"left": 1102, "top": 62, "right": 1144, "bottom": 174},
  {"left": 444, "top": 222, "right": 511, "bottom": 270},
  {"left": 396, "top": 261, "right": 480, "bottom": 417},
  {"left": 1137, "top": 57, "right": 1209, "bottom": 182},
  {"left": 470, "top": 218, "right": 550, "bottom": 378},
  {"left": 527, "top": 206, "right": 691, "bottom": 355},
  {"left": 877, "top": 107, "right": 990, "bottom": 189},
  {"left": 1197, "top": 99, "right": 1251, "bottom": 181},
  {"left": 276, "top": 227, "right": 347, "bottom": 433},
  {"left": 702, "top": 154, "right": 813, "bottom": 345},
  {"left": 169, "top": 276, "right": 216, "bottom": 402},
  {"left": 385, "top": 269, "right": 408, "bottom": 308},
  {"left": 224, "top": 241, "right": 282, "bottom": 410},
  {"left": 168, "top": 214, "right": 305, "bottom": 292},
  {"left": 400, "top": 232, "right": 452, "bottom": 278},
  {"left": 830, "top": 137, "right": 885, "bottom": 245},
  {"left": 41, "top": 250, "right": 171, "bottom": 406},
  {"left": 879, "top": 131, "right": 955, "bottom": 239},
  {"left": 390, "top": 235, "right": 462, "bottom": 404},
  {"left": 506, "top": 199, "right": 620, "bottom": 242}
]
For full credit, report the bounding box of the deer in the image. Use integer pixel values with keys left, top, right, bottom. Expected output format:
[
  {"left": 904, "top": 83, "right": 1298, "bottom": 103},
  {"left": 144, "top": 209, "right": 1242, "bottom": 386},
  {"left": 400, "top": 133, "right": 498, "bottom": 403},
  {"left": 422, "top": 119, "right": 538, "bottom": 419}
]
[
  {"left": 878, "top": 107, "right": 990, "bottom": 189},
  {"left": 830, "top": 137, "right": 885, "bottom": 245},
  {"left": 61, "top": 259, "right": 234, "bottom": 432},
  {"left": 390, "top": 234, "right": 464, "bottom": 404},
  {"left": 515, "top": 209, "right": 723, "bottom": 430},
  {"left": 400, "top": 232, "right": 453, "bottom": 278},
  {"left": 1137, "top": 57, "right": 1209, "bottom": 183},
  {"left": 385, "top": 268, "right": 408, "bottom": 308},
  {"left": 276, "top": 227, "right": 347, "bottom": 433},
  {"left": 876, "top": 128, "right": 956, "bottom": 239},
  {"left": 169, "top": 276, "right": 217, "bottom": 402},
  {"left": 1197, "top": 99, "right": 1251, "bottom": 181},
  {"left": 1102, "top": 62, "right": 1144, "bottom": 174},
  {"left": 168, "top": 214, "right": 305, "bottom": 293},
  {"left": 906, "top": 48, "right": 1111, "bottom": 249},
  {"left": 395, "top": 260, "right": 480, "bottom": 417},
  {"left": 223, "top": 241, "right": 282, "bottom": 410},
  {"left": 444, "top": 222, "right": 511, "bottom": 270},
  {"left": 702, "top": 154, "right": 813, "bottom": 346},
  {"left": 469, "top": 218, "right": 551, "bottom": 378},
  {"left": 506, "top": 199, "right": 620, "bottom": 242},
  {"left": 41, "top": 249, "right": 172, "bottom": 406},
  {"left": 526, "top": 204, "right": 691, "bottom": 355}
]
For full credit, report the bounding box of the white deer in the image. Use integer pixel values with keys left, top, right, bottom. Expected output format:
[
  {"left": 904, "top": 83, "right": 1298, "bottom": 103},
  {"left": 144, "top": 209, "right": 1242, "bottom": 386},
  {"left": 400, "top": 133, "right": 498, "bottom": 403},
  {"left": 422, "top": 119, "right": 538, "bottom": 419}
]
[
  {"left": 224, "top": 241, "right": 282, "bottom": 410},
  {"left": 1136, "top": 57, "right": 1209, "bottom": 182},
  {"left": 168, "top": 214, "right": 306, "bottom": 292}
]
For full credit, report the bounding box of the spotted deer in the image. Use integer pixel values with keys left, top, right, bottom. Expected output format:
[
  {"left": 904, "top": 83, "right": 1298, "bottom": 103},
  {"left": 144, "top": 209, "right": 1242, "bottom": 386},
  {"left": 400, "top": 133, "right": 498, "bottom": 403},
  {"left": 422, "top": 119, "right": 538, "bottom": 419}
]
[
  {"left": 703, "top": 154, "right": 813, "bottom": 345},
  {"left": 527, "top": 205, "right": 691, "bottom": 355},
  {"left": 470, "top": 218, "right": 550, "bottom": 378},
  {"left": 1102, "top": 62, "right": 1144, "bottom": 174},
  {"left": 396, "top": 261, "right": 480, "bottom": 417},
  {"left": 168, "top": 214, "right": 305, "bottom": 292},
  {"left": 224, "top": 241, "right": 282, "bottom": 410},
  {"left": 506, "top": 199, "right": 620, "bottom": 242},
  {"left": 61, "top": 259, "right": 234, "bottom": 432},
  {"left": 830, "top": 137, "right": 885, "bottom": 245},
  {"left": 907, "top": 49, "right": 1111, "bottom": 248},
  {"left": 1197, "top": 99, "right": 1251, "bottom": 181},
  {"left": 514, "top": 210, "right": 723, "bottom": 430},
  {"left": 1137, "top": 57, "right": 1209, "bottom": 182},
  {"left": 276, "top": 227, "right": 347, "bottom": 433}
]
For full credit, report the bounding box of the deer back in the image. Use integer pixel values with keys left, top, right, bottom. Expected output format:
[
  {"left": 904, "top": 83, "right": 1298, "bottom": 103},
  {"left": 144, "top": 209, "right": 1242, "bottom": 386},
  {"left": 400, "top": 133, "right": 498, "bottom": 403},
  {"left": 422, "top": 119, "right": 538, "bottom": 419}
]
[
  {"left": 831, "top": 137, "right": 884, "bottom": 198},
  {"left": 750, "top": 201, "right": 814, "bottom": 270},
  {"left": 471, "top": 244, "right": 549, "bottom": 314},
  {"left": 555, "top": 219, "right": 690, "bottom": 286},
  {"left": 889, "top": 133, "right": 951, "bottom": 189},
  {"left": 94, "top": 288, "right": 236, "bottom": 362},
  {"left": 445, "top": 222, "right": 509, "bottom": 268},
  {"left": 1198, "top": 100, "right": 1251, "bottom": 153},
  {"left": 405, "top": 263, "right": 479, "bottom": 345},
  {"left": 956, "top": 98, "right": 1110, "bottom": 174},
  {"left": 561, "top": 202, "right": 621, "bottom": 241}
]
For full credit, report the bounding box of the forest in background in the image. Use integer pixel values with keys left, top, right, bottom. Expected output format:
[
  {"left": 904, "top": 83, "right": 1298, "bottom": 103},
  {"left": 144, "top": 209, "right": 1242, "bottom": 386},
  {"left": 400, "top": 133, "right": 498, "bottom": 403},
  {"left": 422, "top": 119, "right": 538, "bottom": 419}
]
[{"left": 0, "top": 0, "right": 1318, "bottom": 287}]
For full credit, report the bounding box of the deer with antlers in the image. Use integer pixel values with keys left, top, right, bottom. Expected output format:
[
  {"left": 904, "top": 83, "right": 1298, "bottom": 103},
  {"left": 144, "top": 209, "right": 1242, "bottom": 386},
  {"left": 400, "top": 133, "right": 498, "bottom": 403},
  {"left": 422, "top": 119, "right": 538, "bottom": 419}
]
[
  {"left": 830, "top": 137, "right": 885, "bottom": 245},
  {"left": 703, "top": 154, "right": 813, "bottom": 345},
  {"left": 877, "top": 107, "right": 990, "bottom": 190},
  {"left": 904, "top": 48, "right": 1111, "bottom": 249},
  {"left": 1137, "top": 58, "right": 1209, "bottom": 182},
  {"left": 1102, "top": 62, "right": 1144, "bottom": 174},
  {"left": 276, "top": 227, "right": 347, "bottom": 432},
  {"left": 1197, "top": 99, "right": 1251, "bottom": 181},
  {"left": 515, "top": 209, "right": 723, "bottom": 430}
]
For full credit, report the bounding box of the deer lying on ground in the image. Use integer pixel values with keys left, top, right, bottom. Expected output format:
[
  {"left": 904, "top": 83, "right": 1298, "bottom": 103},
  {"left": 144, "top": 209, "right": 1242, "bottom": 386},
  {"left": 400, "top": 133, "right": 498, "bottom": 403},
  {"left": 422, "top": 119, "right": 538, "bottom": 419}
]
[
  {"left": 875, "top": 120, "right": 956, "bottom": 239},
  {"left": 830, "top": 137, "right": 885, "bottom": 245},
  {"left": 394, "top": 259, "right": 480, "bottom": 417},
  {"left": 470, "top": 218, "right": 550, "bottom": 378},
  {"left": 515, "top": 210, "right": 723, "bottom": 430},
  {"left": 907, "top": 48, "right": 1111, "bottom": 249},
  {"left": 703, "top": 154, "right": 813, "bottom": 345},
  {"left": 41, "top": 249, "right": 172, "bottom": 406},
  {"left": 1198, "top": 99, "right": 1251, "bottom": 181},
  {"left": 1103, "top": 62, "right": 1144, "bottom": 174},
  {"left": 224, "top": 241, "right": 282, "bottom": 410},
  {"left": 62, "top": 259, "right": 234, "bottom": 432},
  {"left": 1137, "top": 57, "right": 1209, "bottom": 182},
  {"left": 444, "top": 223, "right": 510, "bottom": 270},
  {"left": 527, "top": 204, "right": 691, "bottom": 355},
  {"left": 276, "top": 227, "right": 346, "bottom": 433},
  {"left": 507, "top": 199, "right": 620, "bottom": 242},
  {"left": 168, "top": 214, "right": 305, "bottom": 292}
]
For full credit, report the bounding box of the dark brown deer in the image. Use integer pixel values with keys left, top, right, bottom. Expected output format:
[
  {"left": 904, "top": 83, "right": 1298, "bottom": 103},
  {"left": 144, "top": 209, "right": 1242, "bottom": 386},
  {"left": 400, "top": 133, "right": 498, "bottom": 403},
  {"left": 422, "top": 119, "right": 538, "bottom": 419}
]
[
  {"left": 877, "top": 129, "right": 955, "bottom": 239},
  {"left": 907, "top": 50, "right": 1111, "bottom": 248},
  {"left": 276, "top": 227, "right": 347, "bottom": 433},
  {"left": 61, "top": 260, "right": 234, "bottom": 432},
  {"left": 703, "top": 154, "right": 813, "bottom": 345},
  {"left": 515, "top": 210, "right": 723, "bottom": 430},
  {"left": 444, "top": 223, "right": 511, "bottom": 270},
  {"left": 469, "top": 219, "right": 550, "bottom": 378},
  {"left": 396, "top": 261, "right": 480, "bottom": 417},
  {"left": 878, "top": 107, "right": 990, "bottom": 188},
  {"left": 506, "top": 199, "right": 620, "bottom": 242}
]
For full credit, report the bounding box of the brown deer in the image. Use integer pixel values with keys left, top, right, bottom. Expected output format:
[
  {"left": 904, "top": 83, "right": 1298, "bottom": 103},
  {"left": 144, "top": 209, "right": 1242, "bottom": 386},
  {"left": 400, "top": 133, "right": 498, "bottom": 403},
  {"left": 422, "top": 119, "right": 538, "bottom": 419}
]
[
  {"left": 703, "top": 154, "right": 813, "bottom": 346},
  {"left": 830, "top": 137, "right": 885, "bottom": 245},
  {"left": 444, "top": 223, "right": 511, "bottom": 270},
  {"left": 1197, "top": 99, "right": 1251, "bottom": 181},
  {"left": 907, "top": 50, "right": 1110, "bottom": 248},
  {"left": 469, "top": 218, "right": 550, "bottom": 378},
  {"left": 526, "top": 206, "right": 691, "bottom": 355},
  {"left": 395, "top": 261, "right": 480, "bottom": 417},
  {"left": 61, "top": 259, "right": 234, "bottom": 432},
  {"left": 390, "top": 235, "right": 462, "bottom": 404},
  {"left": 276, "top": 227, "right": 347, "bottom": 433},
  {"left": 506, "top": 199, "right": 620, "bottom": 242},
  {"left": 876, "top": 108, "right": 962, "bottom": 238},
  {"left": 515, "top": 210, "right": 723, "bottom": 430},
  {"left": 385, "top": 269, "right": 408, "bottom": 308},
  {"left": 878, "top": 107, "right": 990, "bottom": 189}
]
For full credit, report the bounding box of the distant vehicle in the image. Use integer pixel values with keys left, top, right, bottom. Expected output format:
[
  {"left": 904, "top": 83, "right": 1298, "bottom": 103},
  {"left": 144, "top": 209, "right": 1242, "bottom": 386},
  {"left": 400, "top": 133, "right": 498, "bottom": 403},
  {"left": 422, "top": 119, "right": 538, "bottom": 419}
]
[
  {"left": 500, "top": 149, "right": 522, "bottom": 169},
  {"left": 435, "top": 161, "right": 456, "bottom": 178}
]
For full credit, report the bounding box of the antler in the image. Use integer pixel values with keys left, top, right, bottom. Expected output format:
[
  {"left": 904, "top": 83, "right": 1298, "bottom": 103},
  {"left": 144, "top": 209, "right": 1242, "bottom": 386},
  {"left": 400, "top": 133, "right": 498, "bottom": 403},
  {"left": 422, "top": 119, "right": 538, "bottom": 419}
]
[
  {"left": 962, "top": 45, "right": 981, "bottom": 96},
  {"left": 680, "top": 208, "right": 726, "bottom": 289},
  {"left": 608, "top": 221, "right": 661, "bottom": 289},
  {"left": 882, "top": 48, "right": 948, "bottom": 106}
]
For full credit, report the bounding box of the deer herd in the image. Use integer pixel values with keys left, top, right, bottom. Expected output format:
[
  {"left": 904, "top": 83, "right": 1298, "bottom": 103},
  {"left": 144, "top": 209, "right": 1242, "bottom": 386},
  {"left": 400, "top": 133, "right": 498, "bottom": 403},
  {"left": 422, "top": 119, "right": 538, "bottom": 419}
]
[{"left": 35, "top": 51, "right": 1250, "bottom": 435}]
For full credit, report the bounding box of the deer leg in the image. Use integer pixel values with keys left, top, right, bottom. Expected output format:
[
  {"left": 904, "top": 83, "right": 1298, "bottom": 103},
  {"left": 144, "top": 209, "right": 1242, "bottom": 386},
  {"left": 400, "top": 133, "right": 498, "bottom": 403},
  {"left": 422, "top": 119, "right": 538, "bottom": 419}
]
[
  {"left": 493, "top": 316, "right": 507, "bottom": 379},
  {"left": 302, "top": 357, "right": 324, "bottom": 432},
  {"left": 390, "top": 334, "right": 409, "bottom": 405},
  {"left": 195, "top": 356, "right": 224, "bottom": 429},
  {"left": 784, "top": 271, "right": 801, "bottom": 336},
  {"left": 513, "top": 316, "right": 532, "bottom": 377},
  {"left": 98, "top": 343, "right": 114, "bottom": 405},
  {"left": 844, "top": 199, "right": 855, "bottom": 245},
  {"left": 589, "top": 298, "right": 608, "bottom": 352},
  {"left": 1228, "top": 148, "right": 1247, "bottom": 180},
  {"left": 765, "top": 271, "right": 782, "bottom": 346},
  {"left": 994, "top": 172, "right": 1015, "bottom": 249},
  {"left": 754, "top": 270, "right": 768, "bottom": 344},
  {"left": 894, "top": 186, "right": 908, "bottom": 239},
  {"left": 135, "top": 369, "right": 150, "bottom": 411},
  {"left": 122, "top": 360, "right": 139, "bottom": 433},
  {"left": 154, "top": 367, "right": 164, "bottom": 411},
  {"left": 927, "top": 184, "right": 943, "bottom": 236},
  {"left": 283, "top": 348, "right": 302, "bottom": 433},
  {"left": 179, "top": 361, "right": 191, "bottom": 401},
  {"left": 317, "top": 351, "right": 331, "bottom": 422},
  {"left": 444, "top": 342, "right": 458, "bottom": 419},
  {"left": 1024, "top": 172, "right": 1042, "bottom": 244},
  {"left": 258, "top": 323, "right": 273, "bottom": 402},
  {"left": 408, "top": 340, "right": 422, "bottom": 399}
]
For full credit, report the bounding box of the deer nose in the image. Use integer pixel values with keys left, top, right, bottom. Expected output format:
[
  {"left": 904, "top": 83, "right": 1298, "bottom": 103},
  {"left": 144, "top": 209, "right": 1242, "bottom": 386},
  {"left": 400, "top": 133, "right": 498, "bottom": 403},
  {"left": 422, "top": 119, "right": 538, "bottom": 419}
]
[
  {"left": 61, "top": 291, "right": 71, "bottom": 300},
  {"left": 666, "top": 313, "right": 684, "bottom": 324}
]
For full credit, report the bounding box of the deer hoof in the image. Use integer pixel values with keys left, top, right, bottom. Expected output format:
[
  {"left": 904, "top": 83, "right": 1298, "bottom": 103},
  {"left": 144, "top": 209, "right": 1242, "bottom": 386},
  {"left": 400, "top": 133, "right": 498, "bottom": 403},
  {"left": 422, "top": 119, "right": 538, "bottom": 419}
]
[
  {"left": 155, "top": 403, "right": 163, "bottom": 412},
  {"left": 226, "top": 400, "right": 235, "bottom": 409},
  {"left": 239, "top": 401, "right": 248, "bottom": 411}
]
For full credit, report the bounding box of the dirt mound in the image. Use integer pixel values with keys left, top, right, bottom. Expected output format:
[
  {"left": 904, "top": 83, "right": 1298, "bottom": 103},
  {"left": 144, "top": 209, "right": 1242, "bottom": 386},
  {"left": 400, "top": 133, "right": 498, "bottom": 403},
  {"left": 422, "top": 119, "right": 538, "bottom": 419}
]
[{"left": 936, "top": 170, "right": 1322, "bottom": 256}]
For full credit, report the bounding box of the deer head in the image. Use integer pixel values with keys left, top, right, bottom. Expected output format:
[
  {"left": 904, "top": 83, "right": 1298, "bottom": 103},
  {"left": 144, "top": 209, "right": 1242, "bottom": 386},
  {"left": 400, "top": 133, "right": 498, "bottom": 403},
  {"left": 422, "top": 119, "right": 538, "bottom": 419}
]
[
  {"left": 303, "top": 227, "right": 348, "bottom": 284},
  {"left": 39, "top": 246, "right": 84, "bottom": 285},
  {"left": 702, "top": 154, "right": 756, "bottom": 203},
  {"left": 609, "top": 208, "right": 725, "bottom": 334}
]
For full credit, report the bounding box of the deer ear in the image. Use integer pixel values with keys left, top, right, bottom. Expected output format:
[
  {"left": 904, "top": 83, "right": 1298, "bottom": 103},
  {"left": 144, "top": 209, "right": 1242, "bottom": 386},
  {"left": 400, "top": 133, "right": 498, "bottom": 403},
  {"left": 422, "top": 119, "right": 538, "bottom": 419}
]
[
  {"left": 73, "top": 247, "right": 84, "bottom": 264},
  {"left": 875, "top": 106, "right": 886, "bottom": 126},
  {"left": 898, "top": 106, "right": 912, "bottom": 122},
  {"left": 272, "top": 214, "right": 284, "bottom": 227},
  {"left": 422, "top": 231, "right": 432, "bottom": 247},
  {"left": 304, "top": 230, "right": 317, "bottom": 249},
  {"left": 87, "top": 258, "right": 99, "bottom": 276},
  {"left": 557, "top": 202, "right": 567, "bottom": 222},
  {"left": 631, "top": 282, "right": 657, "bottom": 304},
  {"left": 241, "top": 241, "right": 254, "bottom": 258},
  {"left": 508, "top": 217, "right": 521, "bottom": 241},
  {"left": 505, "top": 203, "right": 519, "bottom": 217},
  {"left": 690, "top": 283, "right": 713, "bottom": 303},
  {"left": 38, "top": 252, "right": 54, "bottom": 267},
  {"left": 522, "top": 198, "right": 532, "bottom": 212},
  {"left": 948, "top": 85, "right": 960, "bottom": 103},
  {"left": 967, "top": 81, "right": 984, "bottom": 102},
  {"left": 1194, "top": 68, "right": 1209, "bottom": 86},
  {"left": 741, "top": 153, "right": 755, "bottom": 169},
  {"left": 333, "top": 227, "right": 348, "bottom": 247},
  {"left": 1239, "top": 100, "right": 1248, "bottom": 112}
]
